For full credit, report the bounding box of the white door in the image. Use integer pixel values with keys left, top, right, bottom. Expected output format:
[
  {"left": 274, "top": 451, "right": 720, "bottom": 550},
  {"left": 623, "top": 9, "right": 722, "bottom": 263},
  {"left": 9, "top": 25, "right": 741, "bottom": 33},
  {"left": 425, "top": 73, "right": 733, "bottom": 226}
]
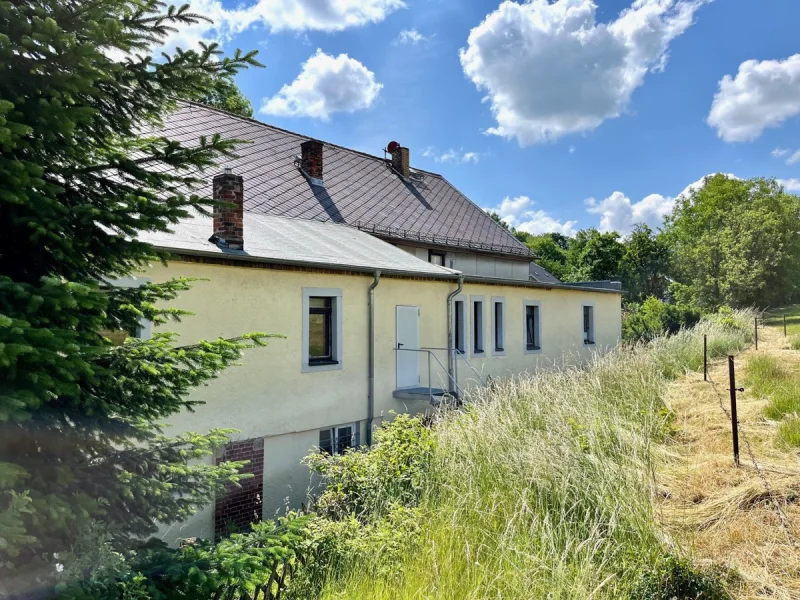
[{"left": 396, "top": 306, "right": 420, "bottom": 389}]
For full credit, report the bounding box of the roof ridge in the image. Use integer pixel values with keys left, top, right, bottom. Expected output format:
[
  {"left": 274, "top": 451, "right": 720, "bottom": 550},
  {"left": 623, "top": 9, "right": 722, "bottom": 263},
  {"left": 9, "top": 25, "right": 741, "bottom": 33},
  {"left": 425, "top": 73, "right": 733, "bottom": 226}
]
[{"left": 178, "top": 100, "right": 446, "bottom": 179}]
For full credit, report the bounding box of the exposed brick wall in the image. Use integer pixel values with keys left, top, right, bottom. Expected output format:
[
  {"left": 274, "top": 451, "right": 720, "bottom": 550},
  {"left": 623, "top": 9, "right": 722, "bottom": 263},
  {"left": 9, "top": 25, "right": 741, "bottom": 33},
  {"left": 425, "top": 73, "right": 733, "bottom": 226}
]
[
  {"left": 214, "top": 437, "right": 264, "bottom": 537},
  {"left": 300, "top": 140, "right": 324, "bottom": 180},
  {"left": 212, "top": 172, "right": 244, "bottom": 250}
]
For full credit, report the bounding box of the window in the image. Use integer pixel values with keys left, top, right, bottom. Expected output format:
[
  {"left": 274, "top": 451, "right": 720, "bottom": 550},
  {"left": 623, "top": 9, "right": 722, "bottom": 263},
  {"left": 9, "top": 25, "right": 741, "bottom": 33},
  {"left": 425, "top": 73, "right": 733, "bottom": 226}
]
[
  {"left": 583, "top": 305, "right": 595, "bottom": 345},
  {"left": 454, "top": 299, "right": 466, "bottom": 355},
  {"left": 492, "top": 297, "right": 505, "bottom": 354},
  {"left": 429, "top": 250, "right": 446, "bottom": 266},
  {"left": 99, "top": 277, "right": 152, "bottom": 345},
  {"left": 471, "top": 296, "right": 485, "bottom": 356},
  {"left": 319, "top": 423, "right": 359, "bottom": 455},
  {"left": 302, "top": 288, "right": 343, "bottom": 372},
  {"left": 309, "top": 297, "right": 333, "bottom": 364},
  {"left": 524, "top": 302, "right": 541, "bottom": 352}
]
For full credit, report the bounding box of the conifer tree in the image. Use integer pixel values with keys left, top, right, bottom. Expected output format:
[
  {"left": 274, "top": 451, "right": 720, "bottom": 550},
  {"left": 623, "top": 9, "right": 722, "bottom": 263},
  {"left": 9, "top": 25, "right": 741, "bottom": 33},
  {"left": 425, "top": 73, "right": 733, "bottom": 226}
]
[{"left": 0, "top": 0, "right": 268, "bottom": 592}]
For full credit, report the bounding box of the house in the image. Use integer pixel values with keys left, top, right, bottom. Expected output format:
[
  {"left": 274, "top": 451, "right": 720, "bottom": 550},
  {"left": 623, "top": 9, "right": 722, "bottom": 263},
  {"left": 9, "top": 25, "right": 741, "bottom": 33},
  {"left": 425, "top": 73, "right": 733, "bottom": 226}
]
[{"left": 135, "top": 103, "right": 622, "bottom": 542}]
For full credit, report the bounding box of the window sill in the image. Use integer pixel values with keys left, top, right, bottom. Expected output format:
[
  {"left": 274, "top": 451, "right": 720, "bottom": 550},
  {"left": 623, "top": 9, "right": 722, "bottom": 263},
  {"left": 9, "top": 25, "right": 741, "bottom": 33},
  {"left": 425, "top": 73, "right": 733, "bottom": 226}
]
[
  {"left": 584, "top": 341, "right": 595, "bottom": 346},
  {"left": 524, "top": 346, "right": 542, "bottom": 355},
  {"left": 302, "top": 359, "right": 343, "bottom": 373},
  {"left": 309, "top": 359, "right": 339, "bottom": 366}
]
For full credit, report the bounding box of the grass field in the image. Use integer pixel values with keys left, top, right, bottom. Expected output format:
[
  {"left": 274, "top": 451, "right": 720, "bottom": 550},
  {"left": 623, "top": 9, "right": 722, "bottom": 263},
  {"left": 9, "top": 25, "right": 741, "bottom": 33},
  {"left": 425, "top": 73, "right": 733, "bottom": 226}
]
[
  {"left": 762, "top": 305, "right": 800, "bottom": 348},
  {"left": 315, "top": 314, "right": 754, "bottom": 599}
]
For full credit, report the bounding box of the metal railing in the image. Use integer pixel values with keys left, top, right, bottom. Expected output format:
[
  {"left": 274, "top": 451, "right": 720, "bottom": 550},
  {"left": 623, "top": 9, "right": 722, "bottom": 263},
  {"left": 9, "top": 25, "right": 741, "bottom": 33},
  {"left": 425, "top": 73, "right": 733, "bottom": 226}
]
[
  {"left": 421, "top": 347, "right": 488, "bottom": 388},
  {"left": 395, "top": 347, "right": 463, "bottom": 404}
]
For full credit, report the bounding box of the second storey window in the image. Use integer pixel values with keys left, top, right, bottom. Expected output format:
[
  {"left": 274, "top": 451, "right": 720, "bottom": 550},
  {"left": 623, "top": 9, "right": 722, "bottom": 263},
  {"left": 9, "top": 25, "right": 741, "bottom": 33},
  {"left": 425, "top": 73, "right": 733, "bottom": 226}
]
[
  {"left": 302, "top": 288, "right": 343, "bottom": 372},
  {"left": 429, "top": 250, "right": 446, "bottom": 266},
  {"left": 525, "top": 303, "right": 541, "bottom": 351},
  {"left": 309, "top": 297, "right": 333, "bottom": 364}
]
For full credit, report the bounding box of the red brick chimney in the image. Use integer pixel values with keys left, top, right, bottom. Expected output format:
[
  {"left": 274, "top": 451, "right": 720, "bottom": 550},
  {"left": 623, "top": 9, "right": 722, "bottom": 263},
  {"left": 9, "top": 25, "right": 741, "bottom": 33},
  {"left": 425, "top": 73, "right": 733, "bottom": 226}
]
[
  {"left": 211, "top": 168, "right": 244, "bottom": 250},
  {"left": 300, "top": 139, "right": 324, "bottom": 182},
  {"left": 392, "top": 146, "right": 410, "bottom": 178}
]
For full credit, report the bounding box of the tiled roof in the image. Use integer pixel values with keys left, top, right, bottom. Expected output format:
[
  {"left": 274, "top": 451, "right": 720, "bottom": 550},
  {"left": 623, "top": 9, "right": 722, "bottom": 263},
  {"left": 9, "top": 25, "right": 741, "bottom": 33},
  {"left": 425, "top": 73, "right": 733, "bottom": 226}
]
[
  {"left": 139, "top": 211, "right": 460, "bottom": 277},
  {"left": 154, "top": 103, "right": 533, "bottom": 257}
]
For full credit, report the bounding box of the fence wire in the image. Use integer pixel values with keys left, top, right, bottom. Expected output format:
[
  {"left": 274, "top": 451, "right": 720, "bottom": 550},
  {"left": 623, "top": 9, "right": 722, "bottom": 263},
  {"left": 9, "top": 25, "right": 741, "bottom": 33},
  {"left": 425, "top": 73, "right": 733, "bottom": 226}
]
[{"left": 704, "top": 336, "right": 799, "bottom": 548}]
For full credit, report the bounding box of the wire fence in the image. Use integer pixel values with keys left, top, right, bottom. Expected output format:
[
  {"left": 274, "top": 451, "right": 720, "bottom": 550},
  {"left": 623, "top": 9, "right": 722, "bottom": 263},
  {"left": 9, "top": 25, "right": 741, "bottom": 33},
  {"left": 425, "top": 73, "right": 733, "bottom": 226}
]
[{"left": 702, "top": 317, "right": 799, "bottom": 548}]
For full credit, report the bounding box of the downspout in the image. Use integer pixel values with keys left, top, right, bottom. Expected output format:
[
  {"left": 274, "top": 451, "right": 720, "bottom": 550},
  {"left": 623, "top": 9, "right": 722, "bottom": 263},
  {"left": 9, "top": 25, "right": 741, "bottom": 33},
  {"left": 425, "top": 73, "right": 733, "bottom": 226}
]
[
  {"left": 446, "top": 275, "right": 464, "bottom": 394},
  {"left": 367, "top": 271, "right": 381, "bottom": 446}
]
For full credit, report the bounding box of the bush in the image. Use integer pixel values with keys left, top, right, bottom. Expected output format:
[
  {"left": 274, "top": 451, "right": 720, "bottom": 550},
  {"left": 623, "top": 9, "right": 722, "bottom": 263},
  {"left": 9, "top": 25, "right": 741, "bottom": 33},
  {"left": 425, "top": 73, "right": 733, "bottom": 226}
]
[
  {"left": 623, "top": 297, "right": 701, "bottom": 342},
  {"left": 630, "top": 555, "right": 732, "bottom": 600}
]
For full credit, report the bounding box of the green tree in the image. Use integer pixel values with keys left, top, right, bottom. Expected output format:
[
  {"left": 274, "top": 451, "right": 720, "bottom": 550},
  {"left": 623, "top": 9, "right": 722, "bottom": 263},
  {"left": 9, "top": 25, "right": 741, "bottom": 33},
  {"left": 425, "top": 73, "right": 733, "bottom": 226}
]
[
  {"left": 0, "top": 0, "right": 268, "bottom": 591},
  {"left": 196, "top": 73, "right": 254, "bottom": 117},
  {"left": 522, "top": 233, "right": 570, "bottom": 280},
  {"left": 488, "top": 210, "right": 511, "bottom": 231},
  {"left": 621, "top": 224, "right": 670, "bottom": 302},
  {"left": 662, "top": 175, "right": 800, "bottom": 310},
  {"left": 563, "top": 229, "right": 625, "bottom": 283}
]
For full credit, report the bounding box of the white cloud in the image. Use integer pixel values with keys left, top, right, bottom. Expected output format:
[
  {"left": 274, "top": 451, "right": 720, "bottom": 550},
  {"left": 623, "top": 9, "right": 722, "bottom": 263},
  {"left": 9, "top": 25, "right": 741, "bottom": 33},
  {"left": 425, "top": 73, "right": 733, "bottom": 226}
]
[
  {"left": 708, "top": 54, "right": 800, "bottom": 142},
  {"left": 772, "top": 147, "right": 790, "bottom": 158},
  {"left": 778, "top": 178, "right": 800, "bottom": 193},
  {"left": 787, "top": 150, "right": 800, "bottom": 165},
  {"left": 586, "top": 192, "right": 674, "bottom": 234},
  {"left": 459, "top": 0, "right": 707, "bottom": 145},
  {"left": 585, "top": 172, "right": 738, "bottom": 235},
  {"left": 158, "top": 0, "right": 405, "bottom": 50},
  {"left": 568, "top": 145, "right": 576, "bottom": 154},
  {"left": 485, "top": 196, "right": 578, "bottom": 236},
  {"left": 396, "top": 29, "right": 427, "bottom": 44},
  {"left": 423, "top": 147, "right": 481, "bottom": 164},
  {"left": 260, "top": 50, "right": 382, "bottom": 120},
  {"left": 769, "top": 147, "right": 800, "bottom": 164}
]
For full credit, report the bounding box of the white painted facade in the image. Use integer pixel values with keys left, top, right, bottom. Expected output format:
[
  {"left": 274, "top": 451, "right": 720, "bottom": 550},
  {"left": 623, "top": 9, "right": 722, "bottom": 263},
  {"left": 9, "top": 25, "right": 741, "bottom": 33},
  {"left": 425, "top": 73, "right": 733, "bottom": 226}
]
[
  {"left": 145, "top": 259, "right": 622, "bottom": 543},
  {"left": 395, "top": 244, "right": 531, "bottom": 280}
]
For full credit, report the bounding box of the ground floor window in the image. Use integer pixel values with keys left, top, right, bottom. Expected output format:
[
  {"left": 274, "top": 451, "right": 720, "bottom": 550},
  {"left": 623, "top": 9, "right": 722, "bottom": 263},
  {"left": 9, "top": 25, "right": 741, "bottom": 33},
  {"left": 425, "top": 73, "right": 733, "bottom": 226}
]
[
  {"left": 319, "top": 423, "right": 360, "bottom": 455},
  {"left": 524, "top": 302, "right": 541, "bottom": 352},
  {"left": 302, "top": 288, "right": 343, "bottom": 372},
  {"left": 583, "top": 305, "right": 595, "bottom": 345},
  {"left": 492, "top": 297, "right": 505, "bottom": 354},
  {"left": 471, "top": 297, "right": 485, "bottom": 355},
  {"left": 454, "top": 299, "right": 466, "bottom": 355}
]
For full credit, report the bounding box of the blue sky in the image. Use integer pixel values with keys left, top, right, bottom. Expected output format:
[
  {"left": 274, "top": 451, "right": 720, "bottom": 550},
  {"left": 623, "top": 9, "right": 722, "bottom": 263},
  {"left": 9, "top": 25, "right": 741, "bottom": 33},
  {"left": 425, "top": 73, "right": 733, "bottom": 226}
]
[{"left": 171, "top": 0, "right": 800, "bottom": 236}]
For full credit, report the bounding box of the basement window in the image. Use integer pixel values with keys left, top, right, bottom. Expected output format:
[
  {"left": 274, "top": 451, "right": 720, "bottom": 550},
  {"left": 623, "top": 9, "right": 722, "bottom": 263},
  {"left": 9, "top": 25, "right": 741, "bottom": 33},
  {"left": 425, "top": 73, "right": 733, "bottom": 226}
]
[
  {"left": 524, "top": 301, "right": 541, "bottom": 353},
  {"left": 583, "top": 305, "right": 595, "bottom": 345},
  {"left": 302, "top": 288, "right": 343, "bottom": 372},
  {"left": 471, "top": 296, "right": 485, "bottom": 356},
  {"left": 319, "top": 423, "right": 360, "bottom": 455}
]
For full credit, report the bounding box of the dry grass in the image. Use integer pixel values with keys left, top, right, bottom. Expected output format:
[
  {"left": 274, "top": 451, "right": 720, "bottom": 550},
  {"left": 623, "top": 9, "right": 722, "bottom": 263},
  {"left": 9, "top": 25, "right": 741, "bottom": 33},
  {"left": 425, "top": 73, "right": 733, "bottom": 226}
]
[{"left": 658, "top": 324, "right": 800, "bottom": 599}]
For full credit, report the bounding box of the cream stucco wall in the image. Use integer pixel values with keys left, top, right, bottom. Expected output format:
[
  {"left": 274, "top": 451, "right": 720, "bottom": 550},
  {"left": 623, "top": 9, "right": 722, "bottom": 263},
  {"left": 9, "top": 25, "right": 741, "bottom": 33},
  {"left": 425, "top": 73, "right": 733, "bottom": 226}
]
[{"left": 144, "top": 260, "right": 620, "bottom": 543}]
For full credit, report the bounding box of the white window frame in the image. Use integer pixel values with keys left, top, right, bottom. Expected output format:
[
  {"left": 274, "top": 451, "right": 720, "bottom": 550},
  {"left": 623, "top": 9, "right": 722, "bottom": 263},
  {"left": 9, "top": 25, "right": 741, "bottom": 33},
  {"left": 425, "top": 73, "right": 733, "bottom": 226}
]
[
  {"left": 452, "top": 294, "right": 467, "bottom": 358},
  {"left": 302, "top": 287, "right": 343, "bottom": 373},
  {"left": 491, "top": 296, "right": 506, "bottom": 356},
  {"left": 105, "top": 276, "right": 153, "bottom": 340},
  {"left": 318, "top": 421, "right": 360, "bottom": 455},
  {"left": 523, "top": 300, "right": 542, "bottom": 355},
  {"left": 470, "top": 296, "right": 486, "bottom": 358},
  {"left": 582, "top": 303, "right": 596, "bottom": 345}
]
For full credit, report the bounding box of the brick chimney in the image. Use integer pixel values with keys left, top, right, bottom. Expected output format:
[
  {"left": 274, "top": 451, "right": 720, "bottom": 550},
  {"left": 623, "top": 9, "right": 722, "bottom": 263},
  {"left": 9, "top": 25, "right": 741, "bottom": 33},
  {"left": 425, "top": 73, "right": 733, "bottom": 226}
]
[
  {"left": 300, "top": 139, "right": 324, "bottom": 182},
  {"left": 211, "top": 169, "right": 244, "bottom": 250},
  {"left": 392, "top": 146, "right": 410, "bottom": 178}
]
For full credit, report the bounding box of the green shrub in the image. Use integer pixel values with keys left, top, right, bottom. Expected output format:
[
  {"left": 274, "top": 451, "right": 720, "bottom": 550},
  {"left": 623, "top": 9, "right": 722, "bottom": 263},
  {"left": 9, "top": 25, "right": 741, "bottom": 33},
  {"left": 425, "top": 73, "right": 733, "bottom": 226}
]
[
  {"left": 629, "top": 555, "right": 732, "bottom": 600},
  {"left": 304, "top": 413, "right": 434, "bottom": 521},
  {"left": 623, "top": 297, "right": 701, "bottom": 342},
  {"left": 790, "top": 335, "right": 800, "bottom": 350},
  {"left": 763, "top": 387, "right": 800, "bottom": 420}
]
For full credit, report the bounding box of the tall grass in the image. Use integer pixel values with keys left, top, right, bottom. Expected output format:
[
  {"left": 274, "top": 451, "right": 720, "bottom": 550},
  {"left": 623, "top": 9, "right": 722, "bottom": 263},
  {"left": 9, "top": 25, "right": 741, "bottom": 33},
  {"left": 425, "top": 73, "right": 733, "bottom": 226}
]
[
  {"left": 745, "top": 354, "right": 800, "bottom": 446},
  {"left": 317, "top": 312, "right": 753, "bottom": 599}
]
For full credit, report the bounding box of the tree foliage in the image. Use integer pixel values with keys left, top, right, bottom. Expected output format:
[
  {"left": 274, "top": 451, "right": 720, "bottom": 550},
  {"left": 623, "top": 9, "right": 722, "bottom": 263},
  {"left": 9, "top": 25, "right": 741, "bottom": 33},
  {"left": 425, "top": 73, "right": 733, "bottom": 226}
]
[
  {"left": 0, "top": 0, "right": 270, "bottom": 592},
  {"left": 663, "top": 175, "right": 800, "bottom": 310},
  {"left": 194, "top": 74, "right": 254, "bottom": 117}
]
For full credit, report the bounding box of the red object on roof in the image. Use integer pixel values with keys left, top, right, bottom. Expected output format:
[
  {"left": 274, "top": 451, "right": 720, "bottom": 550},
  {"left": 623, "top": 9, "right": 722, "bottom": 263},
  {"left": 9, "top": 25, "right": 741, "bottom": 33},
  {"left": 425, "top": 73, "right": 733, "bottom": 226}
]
[{"left": 387, "top": 141, "right": 400, "bottom": 154}]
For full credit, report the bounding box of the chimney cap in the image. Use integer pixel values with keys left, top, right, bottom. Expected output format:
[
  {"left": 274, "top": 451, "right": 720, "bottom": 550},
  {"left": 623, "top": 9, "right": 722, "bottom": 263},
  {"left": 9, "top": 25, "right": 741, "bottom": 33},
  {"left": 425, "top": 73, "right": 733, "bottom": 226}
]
[{"left": 223, "top": 167, "right": 233, "bottom": 175}]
